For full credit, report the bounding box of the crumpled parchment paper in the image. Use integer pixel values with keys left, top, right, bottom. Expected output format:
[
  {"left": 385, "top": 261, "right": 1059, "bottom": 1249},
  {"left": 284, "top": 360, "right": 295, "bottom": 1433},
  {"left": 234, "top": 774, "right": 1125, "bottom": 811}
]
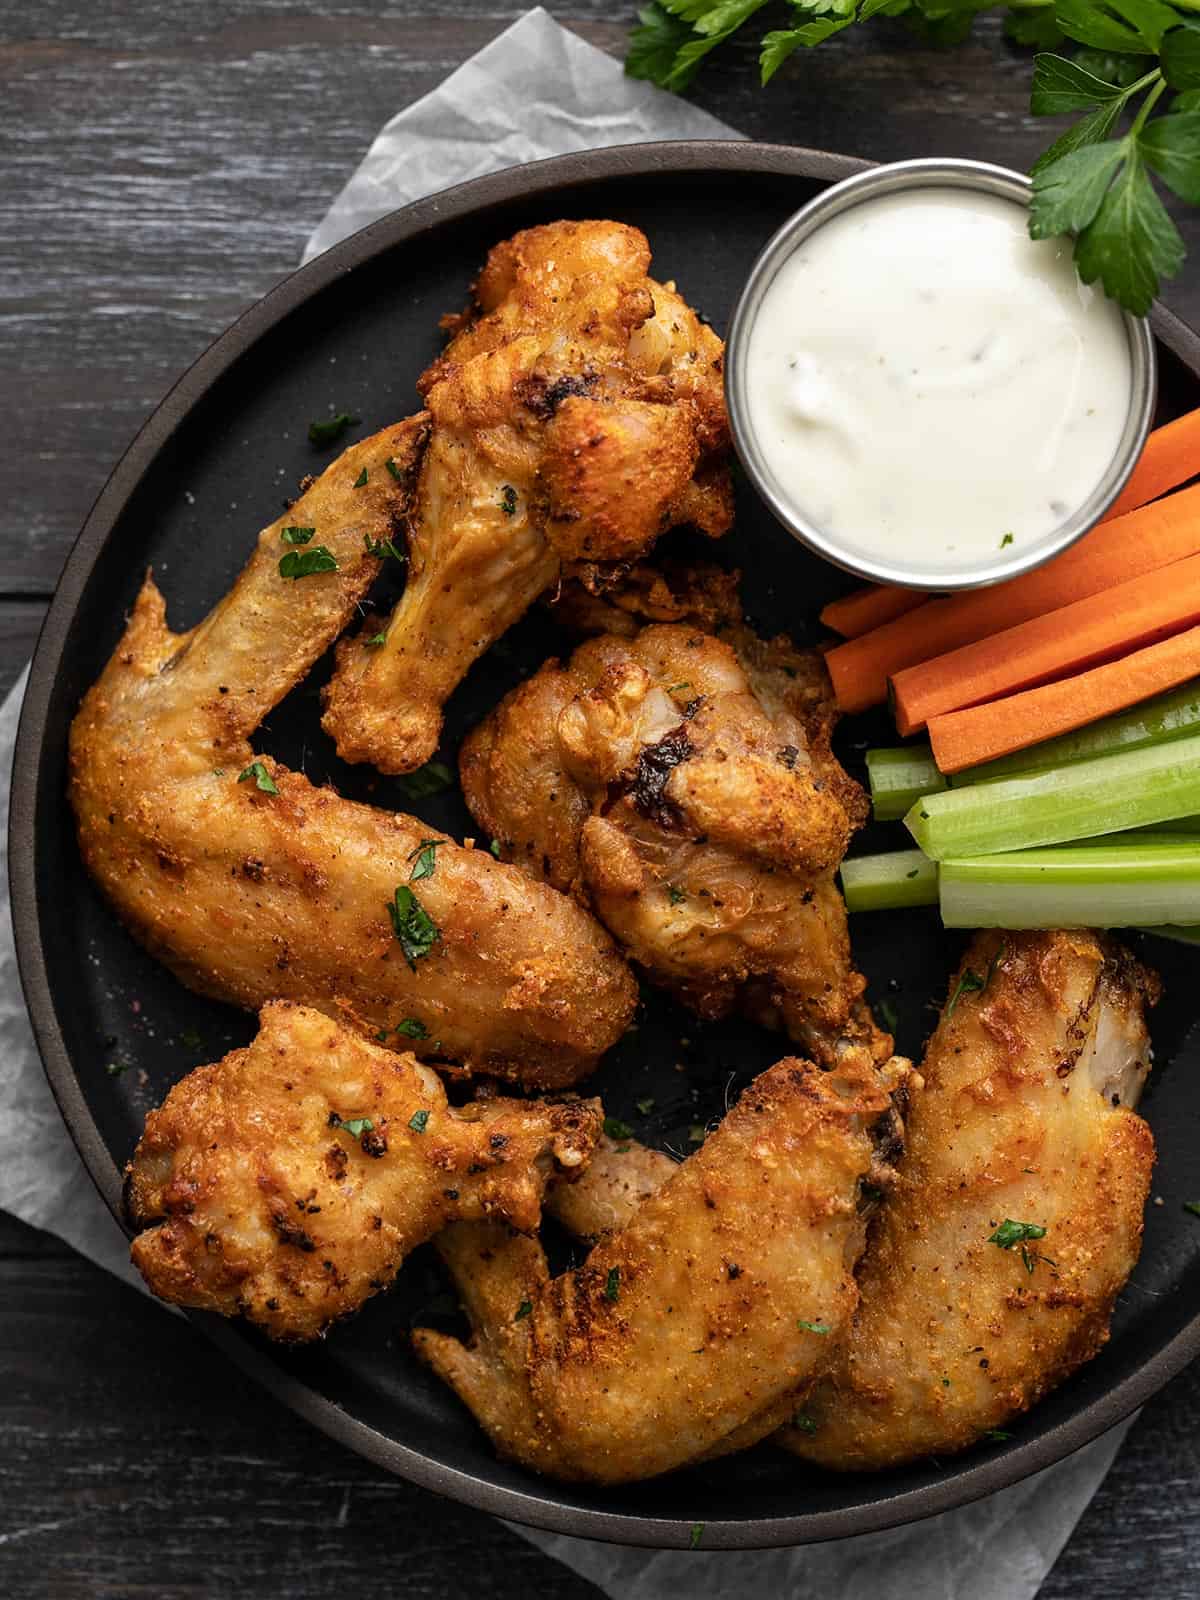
[{"left": 0, "top": 10, "right": 1134, "bottom": 1594}]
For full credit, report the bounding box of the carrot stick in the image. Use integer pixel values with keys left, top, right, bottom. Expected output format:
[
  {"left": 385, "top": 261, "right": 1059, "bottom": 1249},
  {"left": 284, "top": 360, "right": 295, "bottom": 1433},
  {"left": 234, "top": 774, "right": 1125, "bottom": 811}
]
[
  {"left": 891, "top": 550, "right": 1200, "bottom": 736},
  {"left": 1101, "top": 406, "right": 1200, "bottom": 523},
  {"left": 927, "top": 625, "right": 1200, "bottom": 773},
  {"left": 819, "top": 584, "right": 927, "bottom": 638},
  {"left": 825, "top": 480, "right": 1200, "bottom": 714}
]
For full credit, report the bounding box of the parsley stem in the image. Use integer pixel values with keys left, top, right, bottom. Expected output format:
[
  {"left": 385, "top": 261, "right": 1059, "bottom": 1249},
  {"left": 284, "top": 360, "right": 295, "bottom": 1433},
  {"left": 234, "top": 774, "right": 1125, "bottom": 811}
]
[{"left": 1129, "top": 74, "right": 1166, "bottom": 140}]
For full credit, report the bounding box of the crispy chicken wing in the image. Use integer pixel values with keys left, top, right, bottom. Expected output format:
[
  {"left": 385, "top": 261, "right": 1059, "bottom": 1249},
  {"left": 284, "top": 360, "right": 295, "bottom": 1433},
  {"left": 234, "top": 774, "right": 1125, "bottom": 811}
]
[
  {"left": 460, "top": 620, "right": 885, "bottom": 1068},
  {"left": 126, "top": 1003, "right": 600, "bottom": 1341},
  {"left": 321, "top": 221, "right": 731, "bottom": 774},
  {"left": 785, "top": 929, "right": 1158, "bottom": 1469},
  {"left": 413, "top": 1048, "right": 904, "bottom": 1483},
  {"left": 69, "top": 421, "right": 637, "bottom": 1089}
]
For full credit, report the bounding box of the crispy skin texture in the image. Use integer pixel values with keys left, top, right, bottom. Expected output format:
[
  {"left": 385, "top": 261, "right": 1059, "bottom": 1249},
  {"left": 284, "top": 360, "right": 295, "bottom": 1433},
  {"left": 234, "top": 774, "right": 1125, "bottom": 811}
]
[
  {"left": 127, "top": 1003, "right": 601, "bottom": 1341},
  {"left": 460, "top": 620, "right": 885, "bottom": 1068},
  {"left": 785, "top": 930, "right": 1158, "bottom": 1470},
  {"left": 543, "top": 558, "right": 744, "bottom": 639},
  {"left": 413, "top": 1051, "right": 899, "bottom": 1483},
  {"left": 69, "top": 421, "right": 637, "bottom": 1089},
  {"left": 321, "top": 221, "right": 731, "bottom": 774}
]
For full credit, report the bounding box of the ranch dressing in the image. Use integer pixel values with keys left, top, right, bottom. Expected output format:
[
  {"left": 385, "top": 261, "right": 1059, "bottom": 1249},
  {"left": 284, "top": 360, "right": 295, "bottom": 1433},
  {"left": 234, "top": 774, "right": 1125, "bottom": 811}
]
[{"left": 743, "top": 188, "right": 1133, "bottom": 581}]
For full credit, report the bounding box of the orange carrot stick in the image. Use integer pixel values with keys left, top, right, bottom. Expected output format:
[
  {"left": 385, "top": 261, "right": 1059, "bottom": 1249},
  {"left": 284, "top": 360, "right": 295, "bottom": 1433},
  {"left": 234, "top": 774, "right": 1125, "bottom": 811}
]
[
  {"left": 891, "top": 551, "right": 1200, "bottom": 736},
  {"left": 825, "top": 480, "right": 1200, "bottom": 714},
  {"left": 819, "top": 584, "right": 927, "bottom": 638},
  {"left": 1101, "top": 406, "right": 1200, "bottom": 523},
  {"left": 927, "top": 624, "right": 1200, "bottom": 773}
]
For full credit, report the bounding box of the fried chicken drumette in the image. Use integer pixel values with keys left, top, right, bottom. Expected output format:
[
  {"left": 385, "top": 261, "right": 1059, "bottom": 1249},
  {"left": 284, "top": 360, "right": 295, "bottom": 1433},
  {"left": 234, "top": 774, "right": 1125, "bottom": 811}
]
[
  {"left": 69, "top": 421, "right": 637, "bottom": 1089},
  {"left": 321, "top": 220, "right": 731, "bottom": 775},
  {"left": 786, "top": 929, "right": 1157, "bottom": 1469},
  {"left": 460, "top": 619, "right": 887, "bottom": 1068},
  {"left": 414, "top": 1048, "right": 907, "bottom": 1483},
  {"left": 126, "top": 1003, "right": 601, "bottom": 1341}
]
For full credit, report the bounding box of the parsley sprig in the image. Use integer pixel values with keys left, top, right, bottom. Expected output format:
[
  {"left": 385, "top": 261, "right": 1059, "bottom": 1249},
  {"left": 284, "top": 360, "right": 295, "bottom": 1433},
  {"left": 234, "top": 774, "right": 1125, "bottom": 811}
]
[{"left": 626, "top": 0, "right": 1200, "bottom": 311}]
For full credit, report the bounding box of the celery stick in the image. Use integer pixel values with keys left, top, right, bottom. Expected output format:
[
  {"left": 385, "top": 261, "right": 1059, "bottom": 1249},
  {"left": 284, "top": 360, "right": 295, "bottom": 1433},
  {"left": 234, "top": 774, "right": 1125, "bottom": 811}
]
[
  {"left": 1138, "top": 924, "right": 1200, "bottom": 945},
  {"left": 866, "top": 747, "right": 946, "bottom": 821},
  {"left": 957, "top": 679, "right": 1200, "bottom": 784},
  {"left": 905, "top": 732, "right": 1200, "bottom": 860},
  {"left": 840, "top": 849, "right": 938, "bottom": 912},
  {"left": 939, "top": 835, "right": 1200, "bottom": 928}
]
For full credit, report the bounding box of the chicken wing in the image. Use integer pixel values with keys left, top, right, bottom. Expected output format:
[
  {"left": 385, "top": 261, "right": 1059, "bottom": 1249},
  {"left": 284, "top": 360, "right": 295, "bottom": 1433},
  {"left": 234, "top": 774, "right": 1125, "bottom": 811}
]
[
  {"left": 321, "top": 220, "right": 731, "bottom": 775},
  {"left": 459, "top": 620, "right": 886, "bottom": 1068},
  {"left": 69, "top": 421, "right": 637, "bottom": 1089},
  {"left": 413, "top": 1048, "right": 905, "bottom": 1482},
  {"left": 126, "top": 1002, "right": 601, "bottom": 1341},
  {"left": 785, "top": 929, "right": 1158, "bottom": 1469}
]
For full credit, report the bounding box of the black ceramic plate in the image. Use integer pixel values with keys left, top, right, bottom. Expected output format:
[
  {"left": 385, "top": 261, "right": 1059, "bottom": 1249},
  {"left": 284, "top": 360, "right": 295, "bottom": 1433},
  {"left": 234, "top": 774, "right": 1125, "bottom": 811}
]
[{"left": 12, "top": 142, "right": 1200, "bottom": 1551}]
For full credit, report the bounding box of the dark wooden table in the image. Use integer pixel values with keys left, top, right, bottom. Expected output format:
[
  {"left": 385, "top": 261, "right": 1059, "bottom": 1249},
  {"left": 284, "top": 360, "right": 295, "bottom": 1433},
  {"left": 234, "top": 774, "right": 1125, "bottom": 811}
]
[{"left": 5, "top": 4, "right": 1200, "bottom": 1595}]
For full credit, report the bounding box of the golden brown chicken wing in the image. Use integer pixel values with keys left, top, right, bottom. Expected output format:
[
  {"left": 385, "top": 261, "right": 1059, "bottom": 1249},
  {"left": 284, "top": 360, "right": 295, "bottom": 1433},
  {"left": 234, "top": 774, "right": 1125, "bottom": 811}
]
[
  {"left": 69, "top": 421, "right": 637, "bottom": 1089},
  {"left": 785, "top": 929, "right": 1158, "bottom": 1469},
  {"left": 126, "top": 1002, "right": 601, "bottom": 1341},
  {"left": 321, "top": 220, "right": 731, "bottom": 775},
  {"left": 460, "top": 620, "right": 885, "bottom": 1068},
  {"left": 413, "top": 1048, "right": 906, "bottom": 1483}
]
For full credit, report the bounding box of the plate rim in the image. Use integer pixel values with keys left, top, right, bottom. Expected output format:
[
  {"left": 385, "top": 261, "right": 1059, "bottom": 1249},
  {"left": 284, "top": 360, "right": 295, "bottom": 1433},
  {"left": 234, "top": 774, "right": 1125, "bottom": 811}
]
[{"left": 10, "top": 137, "right": 1200, "bottom": 1551}]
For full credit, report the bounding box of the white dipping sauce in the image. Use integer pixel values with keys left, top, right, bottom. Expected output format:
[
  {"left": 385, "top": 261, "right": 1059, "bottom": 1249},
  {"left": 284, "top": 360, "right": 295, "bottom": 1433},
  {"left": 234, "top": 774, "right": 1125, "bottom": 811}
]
[{"left": 743, "top": 188, "right": 1133, "bottom": 579}]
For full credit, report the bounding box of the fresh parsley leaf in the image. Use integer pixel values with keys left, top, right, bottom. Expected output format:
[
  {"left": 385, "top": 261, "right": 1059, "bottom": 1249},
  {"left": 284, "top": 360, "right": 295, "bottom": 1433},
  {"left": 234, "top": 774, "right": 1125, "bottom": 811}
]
[
  {"left": 385, "top": 455, "right": 405, "bottom": 480},
  {"left": 1000, "top": 531, "right": 1015, "bottom": 547},
  {"left": 515, "top": 1299, "right": 533, "bottom": 1321},
  {"left": 408, "top": 838, "right": 442, "bottom": 882},
  {"left": 1031, "top": 51, "right": 1125, "bottom": 112},
  {"left": 650, "top": 0, "right": 774, "bottom": 92},
  {"left": 689, "top": 1523, "right": 705, "bottom": 1550},
  {"left": 604, "top": 1116, "right": 635, "bottom": 1140},
  {"left": 1030, "top": 138, "right": 1127, "bottom": 234},
  {"left": 331, "top": 1114, "right": 374, "bottom": 1138},
  {"left": 1005, "top": 5, "right": 1064, "bottom": 47},
  {"left": 238, "top": 760, "right": 278, "bottom": 795},
  {"left": 1161, "top": 16, "right": 1200, "bottom": 86},
  {"left": 604, "top": 1266, "right": 621, "bottom": 1302},
  {"left": 636, "top": 1096, "right": 657, "bottom": 1115},
  {"left": 280, "top": 525, "right": 316, "bottom": 545},
  {"left": 279, "top": 545, "right": 339, "bottom": 579},
  {"left": 365, "top": 630, "right": 388, "bottom": 648},
  {"left": 408, "top": 1109, "right": 430, "bottom": 1134},
  {"left": 797, "top": 1318, "right": 832, "bottom": 1334},
  {"left": 106, "top": 1060, "right": 132, "bottom": 1077},
  {"left": 1055, "top": 0, "right": 1176, "bottom": 57},
  {"left": 1074, "top": 148, "right": 1185, "bottom": 313},
  {"left": 308, "top": 412, "right": 359, "bottom": 447},
  {"left": 626, "top": 2, "right": 698, "bottom": 83},
  {"left": 944, "top": 965, "right": 986, "bottom": 1019},
  {"left": 1072, "top": 45, "right": 1149, "bottom": 83},
  {"left": 1183, "top": 1199, "right": 1200, "bottom": 1216},
  {"left": 489, "top": 838, "right": 502, "bottom": 859},
  {"left": 395, "top": 1017, "right": 428, "bottom": 1039},
  {"left": 1031, "top": 97, "right": 1126, "bottom": 175},
  {"left": 1140, "top": 109, "right": 1200, "bottom": 200},
  {"left": 985, "top": 1428, "right": 1013, "bottom": 1441},
  {"left": 761, "top": 14, "right": 856, "bottom": 82},
  {"left": 989, "top": 1218, "right": 1048, "bottom": 1248},
  {"left": 363, "top": 532, "right": 405, "bottom": 561},
  {"left": 388, "top": 885, "right": 439, "bottom": 969},
  {"left": 353, "top": 467, "right": 369, "bottom": 488},
  {"left": 1174, "top": 87, "right": 1200, "bottom": 110},
  {"left": 499, "top": 484, "right": 518, "bottom": 516},
  {"left": 395, "top": 761, "right": 454, "bottom": 801}
]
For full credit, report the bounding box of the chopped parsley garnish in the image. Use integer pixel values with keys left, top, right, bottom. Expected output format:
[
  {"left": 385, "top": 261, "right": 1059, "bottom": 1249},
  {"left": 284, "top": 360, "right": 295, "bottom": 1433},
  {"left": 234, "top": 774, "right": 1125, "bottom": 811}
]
[
  {"left": 408, "top": 1109, "right": 430, "bottom": 1134},
  {"left": 489, "top": 838, "right": 502, "bottom": 859},
  {"left": 363, "top": 532, "right": 404, "bottom": 561},
  {"left": 945, "top": 945, "right": 1005, "bottom": 1020},
  {"left": 331, "top": 1114, "right": 374, "bottom": 1138},
  {"left": 689, "top": 1524, "right": 704, "bottom": 1550},
  {"left": 797, "top": 1318, "right": 832, "bottom": 1335},
  {"left": 1000, "top": 532, "right": 1014, "bottom": 548},
  {"left": 353, "top": 467, "right": 369, "bottom": 488},
  {"left": 394, "top": 1017, "right": 428, "bottom": 1039},
  {"left": 388, "top": 885, "right": 439, "bottom": 969},
  {"left": 408, "top": 838, "right": 442, "bottom": 882},
  {"left": 365, "top": 630, "right": 388, "bottom": 648},
  {"left": 989, "top": 1219, "right": 1048, "bottom": 1249},
  {"left": 237, "top": 760, "right": 278, "bottom": 795},
  {"left": 792, "top": 1413, "right": 819, "bottom": 1433},
  {"left": 106, "top": 1060, "right": 132, "bottom": 1077},
  {"left": 499, "top": 484, "right": 518, "bottom": 516},
  {"left": 667, "top": 884, "right": 686, "bottom": 906},
  {"left": 905, "top": 867, "right": 919, "bottom": 879},
  {"left": 1184, "top": 1201, "right": 1200, "bottom": 1217},
  {"left": 603, "top": 1116, "right": 634, "bottom": 1141},
  {"left": 515, "top": 1299, "right": 533, "bottom": 1321},
  {"left": 385, "top": 456, "right": 404, "bottom": 480},
  {"left": 666, "top": 681, "right": 692, "bottom": 693},
  {"left": 985, "top": 1429, "right": 1012, "bottom": 1442},
  {"left": 604, "top": 1266, "right": 621, "bottom": 1302},
  {"left": 279, "top": 546, "right": 338, "bottom": 579},
  {"left": 308, "top": 412, "right": 358, "bottom": 447},
  {"left": 636, "top": 1096, "right": 656, "bottom": 1116},
  {"left": 280, "top": 525, "right": 316, "bottom": 545},
  {"left": 395, "top": 761, "right": 454, "bottom": 801}
]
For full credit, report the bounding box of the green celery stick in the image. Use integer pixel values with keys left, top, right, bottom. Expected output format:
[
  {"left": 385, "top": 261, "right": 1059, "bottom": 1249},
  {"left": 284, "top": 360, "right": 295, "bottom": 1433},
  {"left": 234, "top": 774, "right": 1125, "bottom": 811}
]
[
  {"left": 905, "top": 733, "right": 1200, "bottom": 861},
  {"left": 939, "top": 835, "right": 1200, "bottom": 928},
  {"left": 840, "top": 849, "right": 938, "bottom": 912},
  {"left": 1137, "top": 923, "right": 1200, "bottom": 945},
  {"left": 866, "top": 746, "right": 946, "bottom": 820}
]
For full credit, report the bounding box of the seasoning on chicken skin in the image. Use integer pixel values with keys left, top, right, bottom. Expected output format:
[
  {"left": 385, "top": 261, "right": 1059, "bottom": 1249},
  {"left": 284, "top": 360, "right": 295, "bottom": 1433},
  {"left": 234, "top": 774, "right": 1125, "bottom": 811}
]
[
  {"left": 69, "top": 421, "right": 637, "bottom": 1090},
  {"left": 459, "top": 620, "right": 887, "bottom": 1068},
  {"left": 413, "top": 1048, "right": 908, "bottom": 1483},
  {"left": 126, "top": 1003, "right": 601, "bottom": 1342},
  {"left": 784, "top": 929, "right": 1158, "bottom": 1470},
  {"left": 321, "top": 220, "right": 731, "bottom": 775}
]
